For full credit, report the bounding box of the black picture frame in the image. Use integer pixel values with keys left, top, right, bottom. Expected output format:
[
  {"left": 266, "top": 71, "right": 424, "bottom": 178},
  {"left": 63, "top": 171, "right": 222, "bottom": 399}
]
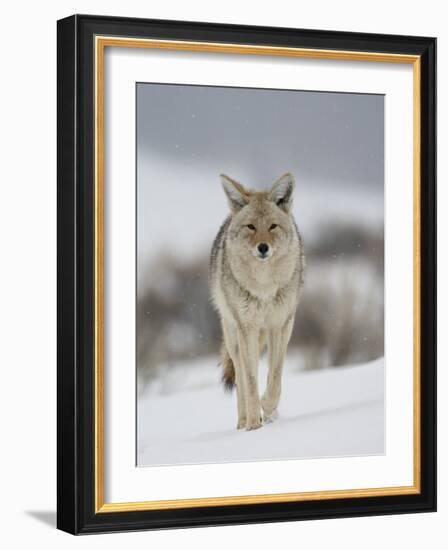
[{"left": 57, "top": 14, "right": 436, "bottom": 534}]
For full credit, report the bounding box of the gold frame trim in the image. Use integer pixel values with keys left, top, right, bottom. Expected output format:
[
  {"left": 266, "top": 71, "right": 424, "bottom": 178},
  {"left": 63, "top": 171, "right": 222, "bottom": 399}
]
[{"left": 94, "top": 36, "right": 421, "bottom": 513}]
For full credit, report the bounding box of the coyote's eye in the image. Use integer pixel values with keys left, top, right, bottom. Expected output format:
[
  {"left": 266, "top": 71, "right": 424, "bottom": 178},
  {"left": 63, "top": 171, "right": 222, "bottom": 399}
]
[
  {"left": 247, "top": 224, "right": 256, "bottom": 231},
  {"left": 269, "top": 224, "right": 278, "bottom": 230}
]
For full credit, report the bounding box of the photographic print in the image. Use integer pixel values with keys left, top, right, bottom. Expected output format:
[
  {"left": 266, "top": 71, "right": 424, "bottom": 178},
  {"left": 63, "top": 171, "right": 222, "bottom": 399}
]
[{"left": 136, "top": 83, "right": 385, "bottom": 466}]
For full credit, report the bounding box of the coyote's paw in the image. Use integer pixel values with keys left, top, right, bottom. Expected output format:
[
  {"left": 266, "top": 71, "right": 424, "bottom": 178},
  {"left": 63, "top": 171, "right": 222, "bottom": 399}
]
[
  {"left": 261, "top": 395, "right": 279, "bottom": 423},
  {"left": 237, "top": 418, "right": 247, "bottom": 430},
  {"left": 245, "top": 416, "right": 262, "bottom": 431},
  {"left": 263, "top": 409, "right": 278, "bottom": 424}
]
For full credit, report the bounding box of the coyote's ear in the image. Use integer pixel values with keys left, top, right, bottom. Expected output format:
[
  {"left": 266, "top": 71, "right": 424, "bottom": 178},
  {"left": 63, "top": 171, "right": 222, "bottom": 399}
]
[
  {"left": 220, "top": 174, "right": 250, "bottom": 213},
  {"left": 270, "top": 173, "right": 295, "bottom": 212}
]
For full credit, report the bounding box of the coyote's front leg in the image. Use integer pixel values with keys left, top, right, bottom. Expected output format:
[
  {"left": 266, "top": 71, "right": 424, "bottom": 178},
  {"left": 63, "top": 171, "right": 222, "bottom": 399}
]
[
  {"left": 238, "top": 328, "right": 262, "bottom": 430},
  {"left": 222, "top": 321, "right": 247, "bottom": 429},
  {"left": 262, "top": 317, "right": 294, "bottom": 422}
]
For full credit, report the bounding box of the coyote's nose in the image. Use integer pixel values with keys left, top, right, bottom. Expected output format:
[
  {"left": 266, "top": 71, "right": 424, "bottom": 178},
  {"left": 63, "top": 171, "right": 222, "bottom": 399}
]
[{"left": 257, "top": 243, "right": 269, "bottom": 256}]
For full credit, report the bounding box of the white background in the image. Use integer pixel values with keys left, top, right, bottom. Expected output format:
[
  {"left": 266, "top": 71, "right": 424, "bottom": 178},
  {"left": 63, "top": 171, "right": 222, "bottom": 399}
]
[{"left": 0, "top": 1, "right": 444, "bottom": 548}]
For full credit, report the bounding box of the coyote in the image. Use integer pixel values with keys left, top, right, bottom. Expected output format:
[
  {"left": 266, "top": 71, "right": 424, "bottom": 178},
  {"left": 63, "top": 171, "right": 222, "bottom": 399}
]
[{"left": 210, "top": 173, "right": 305, "bottom": 430}]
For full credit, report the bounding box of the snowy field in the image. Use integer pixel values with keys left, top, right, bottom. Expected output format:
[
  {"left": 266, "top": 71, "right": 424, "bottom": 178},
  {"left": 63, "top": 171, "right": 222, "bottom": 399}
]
[{"left": 137, "top": 355, "right": 385, "bottom": 467}]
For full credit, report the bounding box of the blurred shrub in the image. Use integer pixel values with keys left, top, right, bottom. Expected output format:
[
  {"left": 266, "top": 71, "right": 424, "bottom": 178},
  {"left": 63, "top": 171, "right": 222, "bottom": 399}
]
[
  {"left": 137, "top": 255, "right": 221, "bottom": 383},
  {"left": 293, "top": 259, "right": 383, "bottom": 369},
  {"left": 137, "top": 222, "right": 384, "bottom": 382},
  {"left": 293, "top": 222, "right": 384, "bottom": 368}
]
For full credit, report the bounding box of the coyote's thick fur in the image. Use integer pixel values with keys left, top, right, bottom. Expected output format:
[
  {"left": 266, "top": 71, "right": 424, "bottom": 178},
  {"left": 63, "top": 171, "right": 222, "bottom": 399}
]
[{"left": 210, "top": 173, "right": 305, "bottom": 430}]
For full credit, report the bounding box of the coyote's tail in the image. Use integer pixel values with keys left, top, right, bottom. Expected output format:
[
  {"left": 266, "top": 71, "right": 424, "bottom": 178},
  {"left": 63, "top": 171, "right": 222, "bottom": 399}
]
[{"left": 220, "top": 343, "right": 235, "bottom": 392}]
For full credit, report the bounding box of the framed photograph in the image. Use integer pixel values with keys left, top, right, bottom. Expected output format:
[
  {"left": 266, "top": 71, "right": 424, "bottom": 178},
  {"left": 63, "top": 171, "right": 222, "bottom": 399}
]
[{"left": 57, "top": 15, "right": 436, "bottom": 534}]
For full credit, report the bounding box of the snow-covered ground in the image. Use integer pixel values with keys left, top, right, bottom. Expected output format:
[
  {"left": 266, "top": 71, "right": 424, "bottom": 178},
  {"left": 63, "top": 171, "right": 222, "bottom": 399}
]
[{"left": 137, "top": 356, "right": 384, "bottom": 467}]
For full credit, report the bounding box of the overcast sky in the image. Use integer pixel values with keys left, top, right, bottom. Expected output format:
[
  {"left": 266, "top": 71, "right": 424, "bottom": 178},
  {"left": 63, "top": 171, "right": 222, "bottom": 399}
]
[
  {"left": 136, "top": 83, "right": 384, "bottom": 275},
  {"left": 137, "top": 83, "right": 384, "bottom": 189}
]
